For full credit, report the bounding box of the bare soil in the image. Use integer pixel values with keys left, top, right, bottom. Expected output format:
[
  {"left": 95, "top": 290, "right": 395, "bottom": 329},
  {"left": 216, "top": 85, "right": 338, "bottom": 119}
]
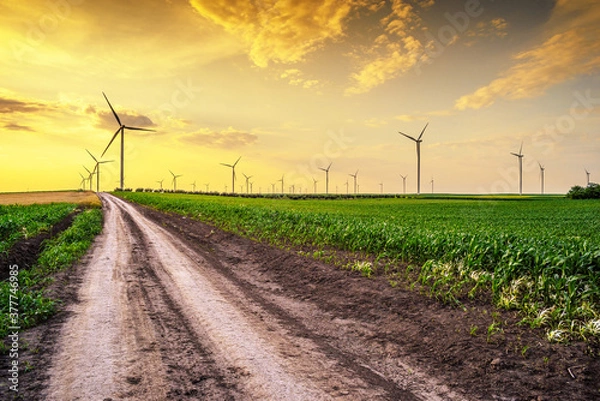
[{"left": 2, "top": 193, "right": 598, "bottom": 400}]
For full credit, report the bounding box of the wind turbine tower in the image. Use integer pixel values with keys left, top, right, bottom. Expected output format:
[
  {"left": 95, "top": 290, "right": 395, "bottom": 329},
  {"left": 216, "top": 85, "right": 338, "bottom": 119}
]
[
  {"left": 538, "top": 163, "right": 545, "bottom": 194},
  {"left": 220, "top": 156, "right": 241, "bottom": 193},
  {"left": 511, "top": 143, "right": 524, "bottom": 195},
  {"left": 585, "top": 168, "right": 591, "bottom": 185},
  {"left": 278, "top": 175, "right": 284, "bottom": 194},
  {"left": 169, "top": 170, "right": 182, "bottom": 191},
  {"left": 312, "top": 177, "right": 318, "bottom": 194},
  {"left": 243, "top": 173, "right": 253, "bottom": 194},
  {"left": 86, "top": 149, "right": 113, "bottom": 193},
  {"left": 101, "top": 92, "right": 156, "bottom": 189},
  {"left": 349, "top": 170, "right": 359, "bottom": 194},
  {"left": 319, "top": 163, "right": 332, "bottom": 194},
  {"left": 400, "top": 174, "right": 407, "bottom": 195},
  {"left": 83, "top": 166, "right": 95, "bottom": 192},
  {"left": 398, "top": 123, "right": 428, "bottom": 194}
]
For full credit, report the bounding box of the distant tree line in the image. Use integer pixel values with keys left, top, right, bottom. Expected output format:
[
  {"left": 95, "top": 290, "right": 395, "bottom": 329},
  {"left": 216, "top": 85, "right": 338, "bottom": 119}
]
[{"left": 567, "top": 183, "right": 600, "bottom": 199}]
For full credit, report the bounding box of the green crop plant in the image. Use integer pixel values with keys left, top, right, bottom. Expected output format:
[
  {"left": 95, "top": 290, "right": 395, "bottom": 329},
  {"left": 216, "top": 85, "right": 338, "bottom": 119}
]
[{"left": 117, "top": 191, "right": 600, "bottom": 342}]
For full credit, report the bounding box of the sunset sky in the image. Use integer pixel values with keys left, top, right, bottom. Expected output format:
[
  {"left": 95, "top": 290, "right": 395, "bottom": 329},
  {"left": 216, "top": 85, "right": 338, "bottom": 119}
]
[{"left": 1, "top": 0, "right": 599, "bottom": 194}]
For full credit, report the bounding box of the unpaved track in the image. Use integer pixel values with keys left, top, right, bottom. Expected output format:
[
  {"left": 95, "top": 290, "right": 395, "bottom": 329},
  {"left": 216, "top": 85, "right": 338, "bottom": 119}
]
[{"left": 45, "top": 193, "right": 459, "bottom": 400}]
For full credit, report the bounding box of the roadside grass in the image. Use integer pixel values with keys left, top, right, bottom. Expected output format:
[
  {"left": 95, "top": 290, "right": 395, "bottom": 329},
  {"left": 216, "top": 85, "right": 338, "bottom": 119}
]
[
  {"left": 0, "top": 207, "right": 103, "bottom": 352},
  {"left": 117, "top": 191, "right": 600, "bottom": 343}
]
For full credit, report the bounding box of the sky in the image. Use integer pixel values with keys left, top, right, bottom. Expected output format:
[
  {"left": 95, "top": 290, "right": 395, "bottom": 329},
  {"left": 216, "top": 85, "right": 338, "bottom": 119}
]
[{"left": 1, "top": 0, "right": 599, "bottom": 194}]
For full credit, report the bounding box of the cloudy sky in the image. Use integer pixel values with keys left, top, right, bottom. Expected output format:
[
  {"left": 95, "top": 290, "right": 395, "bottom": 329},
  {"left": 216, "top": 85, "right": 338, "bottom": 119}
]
[{"left": 1, "top": 0, "right": 599, "bottom": 194}]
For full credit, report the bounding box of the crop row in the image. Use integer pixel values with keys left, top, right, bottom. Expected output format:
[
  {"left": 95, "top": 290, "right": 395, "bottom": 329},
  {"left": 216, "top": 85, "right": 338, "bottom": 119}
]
[
  {"left": 0, "top": 203, "right": 77, "bottom": 255},
  {"left": 118, "top": 192, "right": 600, "bottom": 342},
  {"left": 1, "top": 206, "right": 103, "bottom": 351}
]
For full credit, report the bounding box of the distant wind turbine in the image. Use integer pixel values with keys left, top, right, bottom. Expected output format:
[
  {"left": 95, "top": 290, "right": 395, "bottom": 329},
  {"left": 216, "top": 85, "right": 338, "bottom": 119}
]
[
  {"left": 312, "top": 177, "right": 318, "bottom": 194},
  {"left": 243, "top": 173, "right": 253, "bottom": 194},
  {"left": 538, "top": 162, "right": 545, "bottom": 194},
  {"left": 318, "top": 162, "right": 332, "bottom": 194},
  {"left": 83, "top": 165, "right": 95, "bottom": 191},
  {"left": 101, "top": 92, "right": 156, "bottom": 189},
  {"left": 278, "top": 175, "right": 284, "bottom": 194},
  {"left": 349, "top": 170, "right": 359, "bottom": 194},
  {"left": 205, "top": 183, "right": 210, "bottom": 192},
  {"left": 430, "top": 177, "right": 434, "bottom": 194},
  {"left": 169, "top": 170, "right": 182, "bottom": 191},
  {"left": 400, "top": 174, "right": 407, "bottom": 195},
  {"left": 191, "top": 181, "right": 197, "bottom": 192},
  {"left": 345, "top": 179, "right": 349, "bottom": 194},
  {"left": 79, "top": 173, "right": 86, "bottom": 191},
  {"left": 511, "top": 142, "right": 524, "bottom": 195},
  {"left": 157, "top": 179, "right": 164, "bottom": 190},
  {"left": 585, "top": 168, "right": 591, "bottom": 185},
  {"left": 86, "top": 149, "right": 113, "bottom": 193},
  {"left": 399, "top": 123, "right": 428, "bottom": 194},
  {"left": 379, "top": 182, "right": 384, "bottom": 194},
  {"left": 220, "top": 156, "right": 241, "bottom": 193}
]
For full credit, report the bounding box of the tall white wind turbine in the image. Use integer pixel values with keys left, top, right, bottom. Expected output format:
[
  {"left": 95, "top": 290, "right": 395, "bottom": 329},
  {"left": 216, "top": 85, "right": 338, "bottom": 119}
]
[
  {"left": 511, "top": 143, "right": 524, "bottom": 195},
  {"left": 220, "top": 156, "right": 241, "bottom": 194},
  {"left": 318, "top": 163, "right": 332, "bottom": 194},
  {"left": 398, "top": 123, "right": 428, "bottom": 194},
  {"left": 101, "top": 92, "right": 156, "bottom": 190}
]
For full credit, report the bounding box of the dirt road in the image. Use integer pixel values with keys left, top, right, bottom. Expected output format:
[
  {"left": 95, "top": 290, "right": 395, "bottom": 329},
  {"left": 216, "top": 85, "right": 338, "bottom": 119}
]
[
  {"left": 7, "top": 193, "right": 597, "bottom": 400},
  {"left": 42, "top": 194, "right": 454, "bottom": 400}
]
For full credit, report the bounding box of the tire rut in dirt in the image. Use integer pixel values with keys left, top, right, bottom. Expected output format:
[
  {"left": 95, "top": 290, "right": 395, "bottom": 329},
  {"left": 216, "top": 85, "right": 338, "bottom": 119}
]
[
  {"left": 121, "top": 210, "right": 242, "bottom": 400},
  {"left": 111, "top": 194, "right": 411, "bottom": 400}
]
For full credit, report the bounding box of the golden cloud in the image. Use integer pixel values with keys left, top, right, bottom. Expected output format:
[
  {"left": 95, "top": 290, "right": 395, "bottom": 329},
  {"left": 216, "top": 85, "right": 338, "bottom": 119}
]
[
  {"left": 189, "top": 0, "right": 357, "bottom": 67},
  {"left": 455, "top": 0, "right": 600, "bottom": 110},
  {"left": 179, "top": 127, "right": 258, "bottom": 148}
]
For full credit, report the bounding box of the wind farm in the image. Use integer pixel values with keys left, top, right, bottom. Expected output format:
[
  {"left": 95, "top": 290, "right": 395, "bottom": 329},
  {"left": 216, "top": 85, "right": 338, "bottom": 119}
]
[{"left": 2, "top": 2, "right": 600, "bottom": 399}]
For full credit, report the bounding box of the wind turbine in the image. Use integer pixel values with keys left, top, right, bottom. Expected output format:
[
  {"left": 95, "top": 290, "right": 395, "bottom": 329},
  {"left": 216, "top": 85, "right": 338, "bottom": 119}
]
[
  {"left": 511, "top": 142, "right": 524, "bottom": 195},
  {"left": 79, "top": 173, "right": 86, "bottom": 191},
  {"left": 318, "top": 162, "right": 332, "bottom": 194},
  {"left": 83, "top": 166, "right": 95, "bottom": 191},
  {"left": 349, "top": 170, "right": 359, "bottom": 194},
  {"left": 398, "top": 123, "right": 428, "bottom": 194},
  {"left": 205, "top": 183, "right": 210, "bottom": 192},
  {"left": 345, "top": 179, "right": 349, "bottom": 194},
  {"left": 379, "top": 182, "right": 384, "bottom": 194},
  {"left": 86, "top": 149, "right": 113, "bottom": 193},
  {"left": 400, "top": 174, "right": 407, "bottom": 195},
  {"left": 101, "top": 92, "right": 156, "bottom": 189},
  {"left": 243, "top": 173, "right": 253, "bottom": 194},
  {"left": 538, "top": 162, "right": 545, "bottom": 194},
  {"left": 220, "top": 156, "right": 241, "bottom": 193},
  {"left": 312, "top": 177, "right": 318, "bottom": 194},
  {"left": 157, "top": 179, "right": 164, "bottom": 190},
  {"left": 169, "top": 170, "right": 182, "bottom": 191},
  {"left": 191, "top": 181, "right": 197, "bottom": 192},
  {"left": 278, "top": 175, "right": 284, "bottom": 194},
  {"left": 430, "top": 177, "right": 434, "bottom": 194},
  {"left": 585, "top": 168, "right": 591, "bottom": 185}
]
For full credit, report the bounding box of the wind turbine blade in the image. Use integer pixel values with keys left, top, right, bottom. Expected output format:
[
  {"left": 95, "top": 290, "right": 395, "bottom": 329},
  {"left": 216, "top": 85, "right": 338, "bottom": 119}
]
[
  {"left": 101, "top": 128, "right": 121, "bottom": 157},
  {"left": 83, "top": 166, "right": 92, "bottom": 174},
  {"left": 220, "top": 163, "right": 232, "bottom": 167},
  {"left": 102, "top": 92, "right": 122, "bottom": 126},
  {"left": 519, "top": 142, "right": 523, "bottom": 155},
  {"left": 169, "top": 170, "right": 176, "bottom": 177},
  {"left": 124, "top": 126, "right": 156, "bottom": 132},
  {"left": 510, "top": 152, "right": 520, "bottom": 157},
  {"left": 327, "top": 162, "right": 332, "bottom": 171},
  {"left": 417, "top": 122, "right": 429, "bottom": 140},
  {"left": 398, "top": 131, "right": 417, "bottom": 142},
  {"left": 233, "top": 156, "right": 241, "bottom": 167},
  {"left": 85, "top": 149, "right": 98, "bottom": 163}
]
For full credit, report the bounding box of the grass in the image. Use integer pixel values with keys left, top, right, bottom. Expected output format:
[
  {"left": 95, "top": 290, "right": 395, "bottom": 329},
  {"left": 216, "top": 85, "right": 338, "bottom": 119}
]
[
  {"left": 0, "top": 207, "right": 103, "bottom": 351},
  {"left": 117, "top": 191, "right": 600, "bottom": 343}
]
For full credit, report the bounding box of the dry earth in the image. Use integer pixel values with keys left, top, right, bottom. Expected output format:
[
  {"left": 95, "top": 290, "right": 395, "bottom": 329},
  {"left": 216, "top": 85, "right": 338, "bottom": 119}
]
[
  {"left": 0, "top": 191, "right": 101, "bottom": 206},
  {"left": 2, "top": 193, "right": 598, "bottom": 400}
]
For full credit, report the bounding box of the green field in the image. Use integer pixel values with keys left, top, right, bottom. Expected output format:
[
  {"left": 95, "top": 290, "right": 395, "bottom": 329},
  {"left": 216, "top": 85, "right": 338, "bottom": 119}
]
[
  {"left": 1, "top": 203, "right": 103, "bottom": 350},
  {"left": 118, "top": 191, "right": 600, "bottom": 342}
]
